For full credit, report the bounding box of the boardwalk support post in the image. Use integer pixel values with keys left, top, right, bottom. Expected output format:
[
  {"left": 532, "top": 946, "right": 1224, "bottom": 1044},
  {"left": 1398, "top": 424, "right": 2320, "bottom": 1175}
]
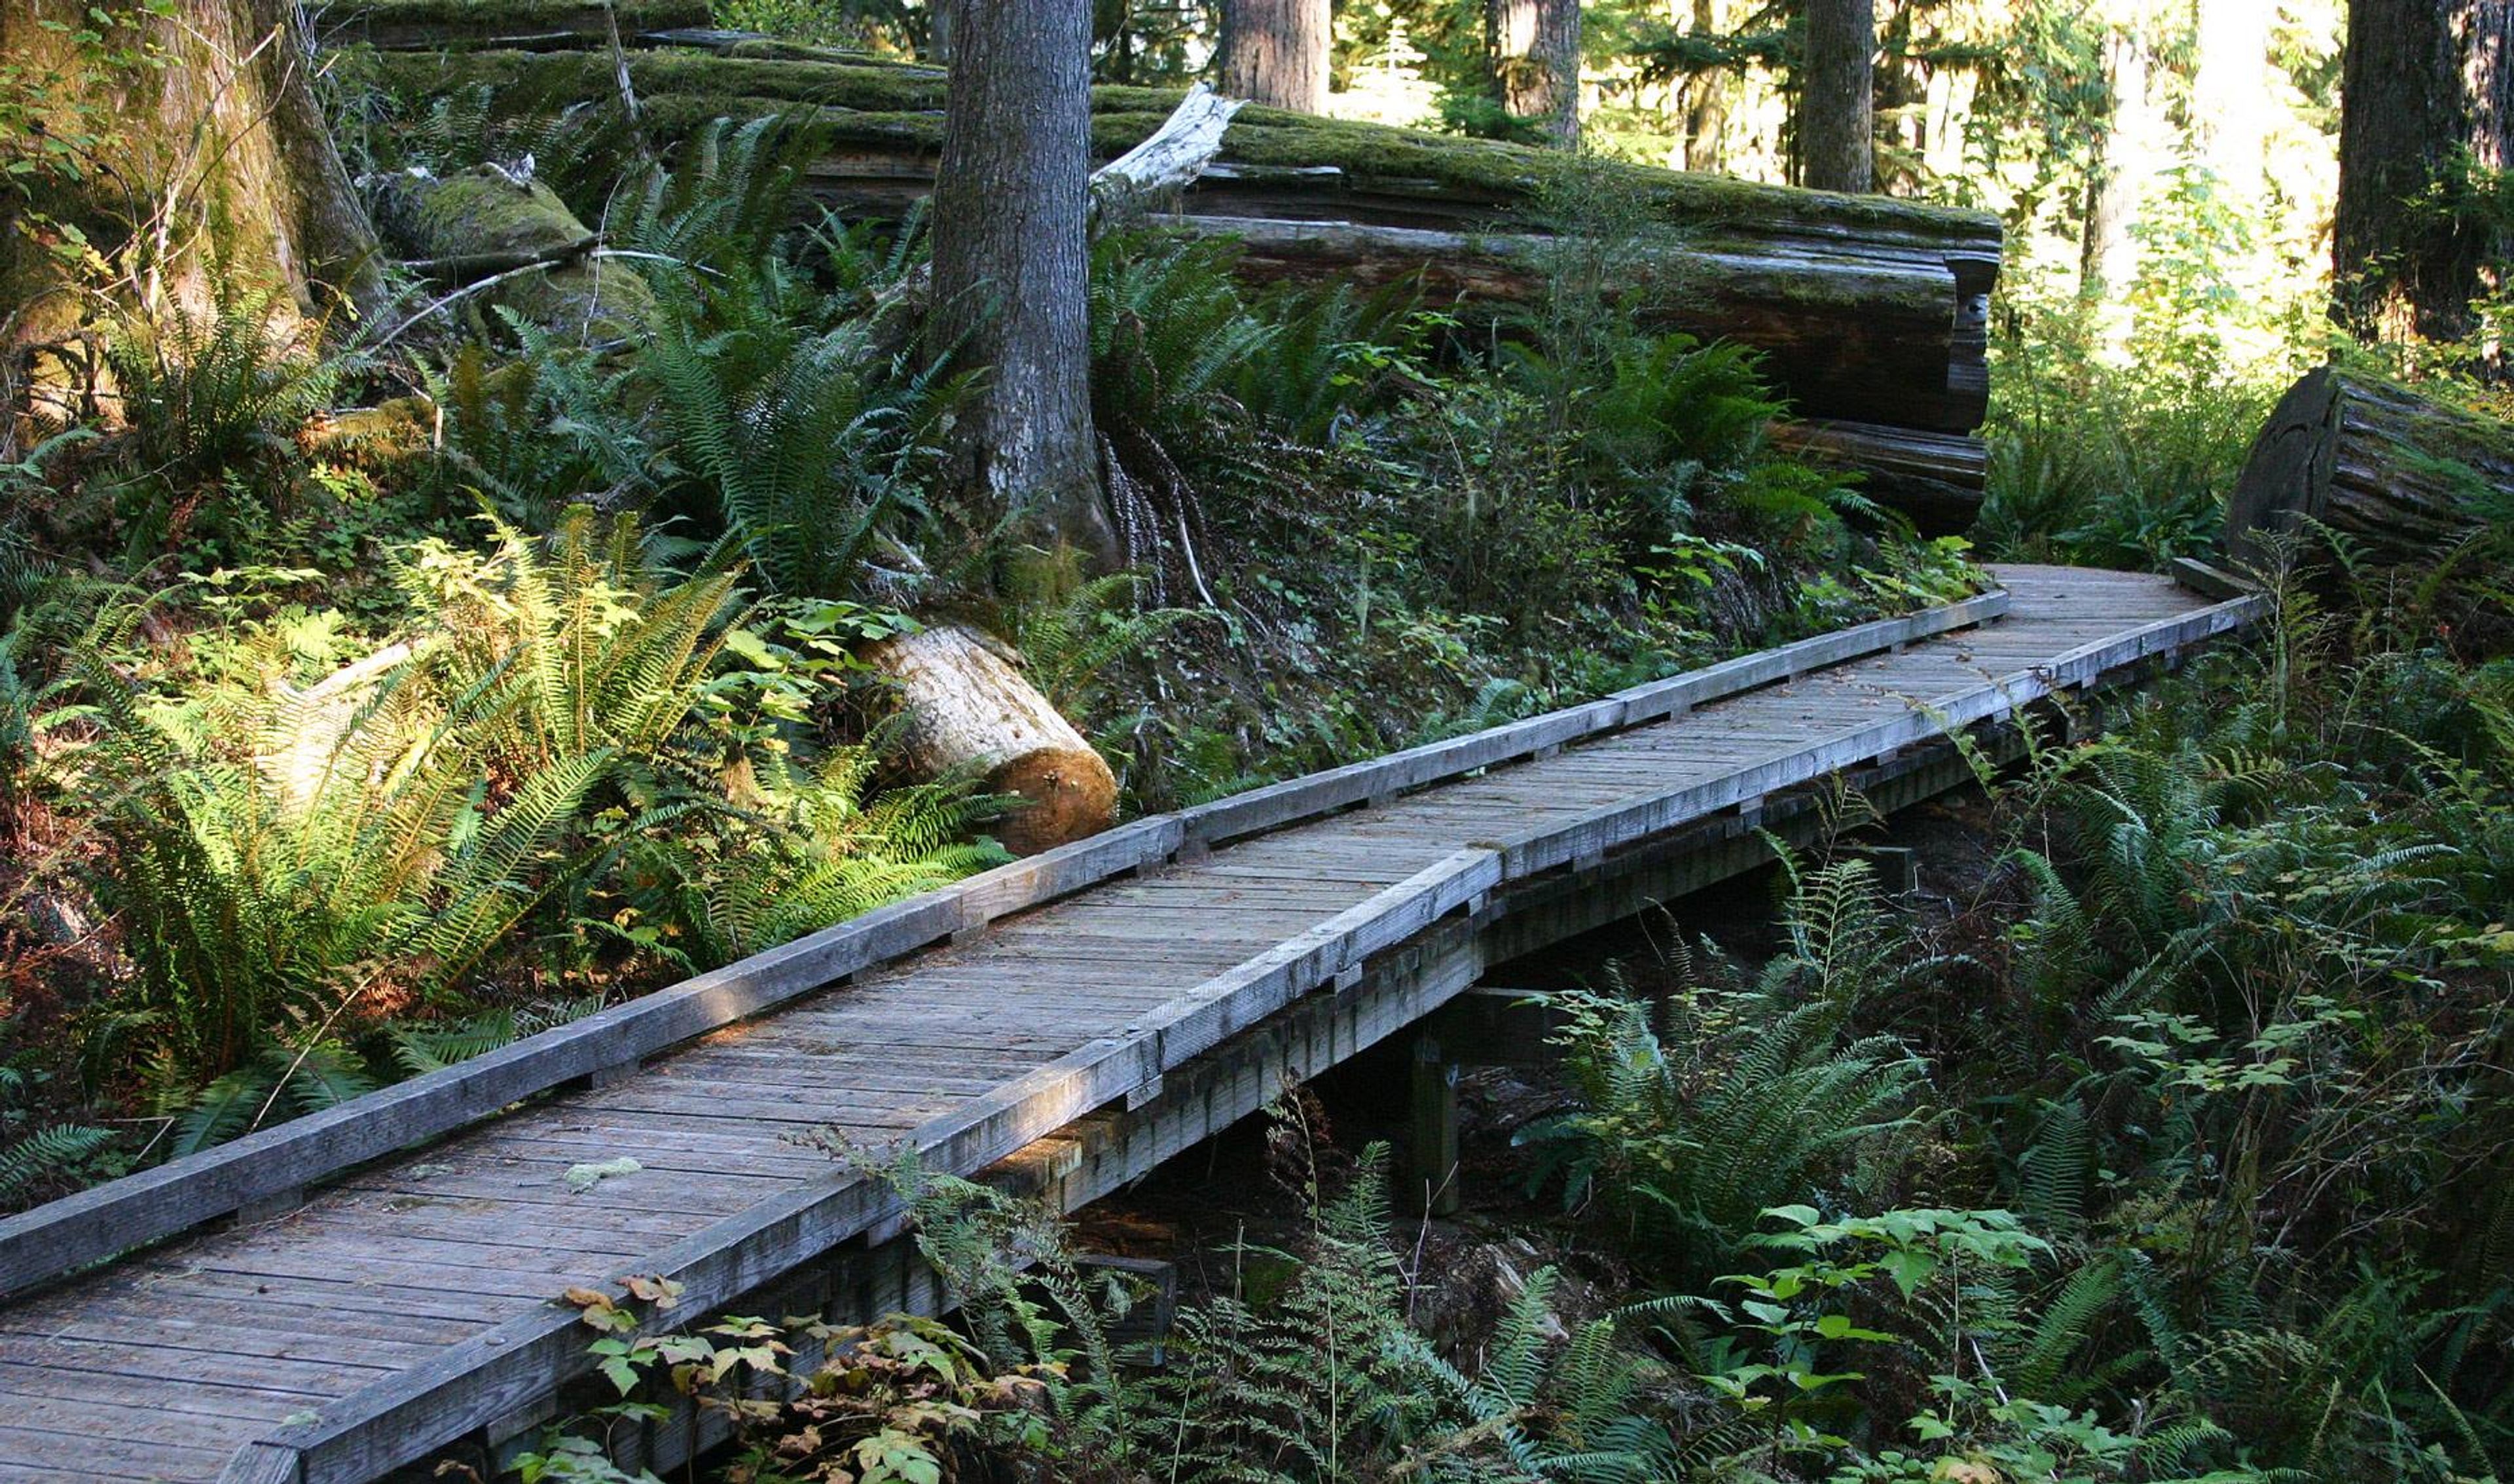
[{"left": 1408, "top": 1034, "right": 1461, "bottom": 1218}]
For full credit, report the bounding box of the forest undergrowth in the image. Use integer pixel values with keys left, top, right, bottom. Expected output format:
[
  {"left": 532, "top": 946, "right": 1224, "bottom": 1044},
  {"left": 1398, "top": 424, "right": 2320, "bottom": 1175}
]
[
  {"left": 0, "top": 99, "right": 1973, "bottom": 1198},
  {"left": 3, "top": 25, "right": 2510, "bottom": 1484}
]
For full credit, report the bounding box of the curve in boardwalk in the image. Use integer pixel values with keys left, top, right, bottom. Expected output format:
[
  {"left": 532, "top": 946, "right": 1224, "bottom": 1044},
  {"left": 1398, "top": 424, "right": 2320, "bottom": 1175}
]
[{"left": 0, "top": 564, "right": 2257, "bottom": 1484}]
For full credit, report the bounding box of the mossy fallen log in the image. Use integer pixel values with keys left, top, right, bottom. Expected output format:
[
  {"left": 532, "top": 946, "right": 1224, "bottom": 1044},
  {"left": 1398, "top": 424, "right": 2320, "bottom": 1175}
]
[
  {"left": 359, "top": 46, "right": 2005, "bottom": 438},
  {"left": 369, "top": 165, "right": 655, "bottom": 344},
  {"left": 311, "top": 0, "right": 712, "bottom": 52},
  {"left": 1209, "top": 215, "right": 1987, "bottom": 440},
  {"left": 2226, "top": 367, "right": 2514, "bottom": 644},
  {"left": 2227, "top": 368, "right": 2514, "bottom": 560},
  {"left": 1766, "top": 419, "right": 1986, "bottom": 535}
]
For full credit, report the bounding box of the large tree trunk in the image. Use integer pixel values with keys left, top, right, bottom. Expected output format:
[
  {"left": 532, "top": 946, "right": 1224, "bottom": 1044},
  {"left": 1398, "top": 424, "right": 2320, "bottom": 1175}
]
[
  {"left": 1800, "top": 0, "right": 1875, "bottom": 192},
  {"left": 2226, "top": 367, "right": 2514, "bottom": 649},
  {"left": 864, "top": 623, "right": 1116, "bottom": 855},
  {"left": 1219, "top": 0, "right": 1330, "bottom": 113},
  {"left": 2, "top": 0, "right": 381, "bottom": 420},
  {"left": 930, "top": 0, "right": 1118, "bottom": 569},
  {"left": 1488, "top": 0, "right": 1580, "bottom": 148},
  {"left": 1678, "top": 0, "right": 1730, "bottom": 172},
  {"left": 2333, "top": 0, "right": 2514, "bottom": 346}
]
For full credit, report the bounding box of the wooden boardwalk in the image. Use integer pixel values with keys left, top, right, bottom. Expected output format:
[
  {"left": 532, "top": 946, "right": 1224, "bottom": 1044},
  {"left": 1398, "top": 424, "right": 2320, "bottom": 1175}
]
[{"left": 0, "top": 564, "right": 2256, "bottom": 1484}]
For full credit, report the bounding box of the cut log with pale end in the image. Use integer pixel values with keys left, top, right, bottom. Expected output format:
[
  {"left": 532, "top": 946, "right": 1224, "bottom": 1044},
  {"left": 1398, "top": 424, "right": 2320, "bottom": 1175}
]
[
  {"left": 1766, "top": 419, "right": 1986, "bottom": 535},
  {"left": 864, "top": 623, "right": 1118, "bottom": 856}
]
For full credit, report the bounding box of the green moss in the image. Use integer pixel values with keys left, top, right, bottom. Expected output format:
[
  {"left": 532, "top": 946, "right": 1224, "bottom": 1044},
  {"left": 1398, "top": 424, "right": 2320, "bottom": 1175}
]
[
  {"left": 367, "top": 47, "right": 1999, "bottom": 245},
  {"left": 347, "top": 0, "right": 708, "bottom": 29},
  {"left": 505, "top": 257, "right": 657, "bottom": 345},
  {"left": 369, "top": 164, "right": 649, "bottom": 342},
  {"left": 407, "top": 172, "right": 595, "bottom": 258}
]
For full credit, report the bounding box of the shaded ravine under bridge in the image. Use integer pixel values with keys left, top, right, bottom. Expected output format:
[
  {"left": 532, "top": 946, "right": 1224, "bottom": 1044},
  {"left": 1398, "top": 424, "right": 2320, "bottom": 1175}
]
[{"left": 0, "top": 564, "right": 2260, "bottom": 1484}]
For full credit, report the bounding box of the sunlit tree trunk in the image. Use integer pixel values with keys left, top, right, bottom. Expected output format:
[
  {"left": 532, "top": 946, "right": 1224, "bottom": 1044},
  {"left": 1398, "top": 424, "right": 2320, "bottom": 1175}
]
[
  {"left": 1489, "top": 0, "right": 1580, "bottom": 149},
  {"left": 1800, "top": 0, "right": 1875, "bottom": 191},
  {"left": 1679, "top": 0, "right": 1729, "bottom": 172},
  {"left": 1220, "top": 0, "right": 1330, "bottom": 113},
  {"left": 929, "top": 0, "right": 1118, "bottom": 568},
  {"left": 2193, "top": 0, "right": 2272, "bottom": 202},
  {"left": 2333, "top": 0, "right": 2514, "bottom": 346},
  {"left": 0, "top": 0, "right": 380, "bottom": 369},
  {"left": 2079, "top": 28, "right": 2164, "bottom": 300}
]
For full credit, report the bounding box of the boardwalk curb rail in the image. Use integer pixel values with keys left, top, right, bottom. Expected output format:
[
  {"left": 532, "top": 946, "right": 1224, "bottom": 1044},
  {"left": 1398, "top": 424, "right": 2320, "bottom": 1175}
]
[
  {"left": 0, "top": 590, "right": 2008, "bottom": 1303},
  {"left": 196, "top": 581, "right": 2259, "bottom": 1484}
]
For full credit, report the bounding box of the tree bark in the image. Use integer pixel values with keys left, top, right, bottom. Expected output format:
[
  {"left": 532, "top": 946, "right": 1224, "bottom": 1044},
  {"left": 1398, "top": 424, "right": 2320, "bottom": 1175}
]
[
  {"left": 1219, "top": 0, "right": 1330, "bottom": 113},
  {"left": 1679, "top": 0, "right": 1728, "bottom": 173},
  {"left": 1, "top": 0, "right": 382, "bottom": 379},
  {"left": 2333, "top": 0, "right": 2514, "bottom": 346},
  {"left": 1800, "top": 0, "right": 1875, "bottom": 192},
  {"left": 862, "top": 623, "right": 1116, "bottom": 854},
  {"left": 930, "top": 0, "right": 1119, "bottom": 570},
  {"left": 1488, "top": 0, "right": 1580, "bottom": 148}
]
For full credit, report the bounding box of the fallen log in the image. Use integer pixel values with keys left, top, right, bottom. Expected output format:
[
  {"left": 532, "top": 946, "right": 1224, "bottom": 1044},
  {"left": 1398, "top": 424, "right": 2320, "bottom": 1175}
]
[
  {"left": 1208, "top": 215, "right": 1992, "bottom": 438},
  {"left": 1766, "top": 419, "right": 1986, "bottom": 535},
  {"left": 862, "top": 623, "right": 1118, "bottom": 856},
  {"left": 310, "top": 0, "right": 711, "bottom": 52},
  {"left": 2227, "top": 367, "right": 2514, "bottom": 560},
  {"left": 2225, "top": 367, "right": 2514, "bottom": 644},
  {"left": 355, "top": 46, "right": 2004, "bottom": 436},
  {"left": 367, "top": 165, "right": 655, "bottom": 344}
]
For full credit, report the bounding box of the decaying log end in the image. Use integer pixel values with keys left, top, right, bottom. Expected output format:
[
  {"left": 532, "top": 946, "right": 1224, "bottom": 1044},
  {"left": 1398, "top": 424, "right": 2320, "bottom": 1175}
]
[{"left": 864, "top": 623, "right": 1118, "bottom": 856}]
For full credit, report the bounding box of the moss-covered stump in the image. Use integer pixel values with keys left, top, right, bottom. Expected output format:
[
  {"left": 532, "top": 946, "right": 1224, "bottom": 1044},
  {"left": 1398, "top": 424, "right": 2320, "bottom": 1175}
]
[
  {"left": 357, "top": 46, "right": 2005, "bottom": 435},
  {"left": 370, "top": 166, "right": 655, "bottom": 344}
]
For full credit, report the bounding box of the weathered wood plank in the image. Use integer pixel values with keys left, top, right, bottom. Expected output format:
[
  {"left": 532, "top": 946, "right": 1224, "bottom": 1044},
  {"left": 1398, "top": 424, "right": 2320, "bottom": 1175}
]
[{"left": 1176, "top": 590, "right": 2007, "bottom": 846}]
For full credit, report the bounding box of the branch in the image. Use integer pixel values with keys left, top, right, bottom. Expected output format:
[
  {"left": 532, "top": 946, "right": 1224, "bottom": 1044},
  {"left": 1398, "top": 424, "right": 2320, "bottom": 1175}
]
[{"left": 1089, "top": 82, "right": 1245, "bottom": 232}]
